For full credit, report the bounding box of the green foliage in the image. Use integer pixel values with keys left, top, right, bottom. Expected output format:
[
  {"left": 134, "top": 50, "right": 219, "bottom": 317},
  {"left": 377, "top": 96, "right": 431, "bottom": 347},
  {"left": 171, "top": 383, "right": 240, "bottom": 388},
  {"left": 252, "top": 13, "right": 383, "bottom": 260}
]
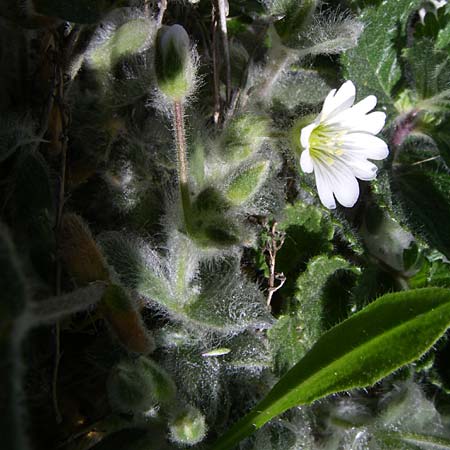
[
  {"left": 221, "top": 114, "right": 268, "bottom": 162},
  {"left": 107, "top": 356, "right": 176, "bottom": 414},
  {"left": 272, "top": 70, "right": 332, "bottom": 109},
  {"left": 437, "top": 21, "right": 450, "bottom": 50},
  {"left": 342, "top": 0, "right": 421, "bottom": 105},
  {"left": 273, "top": 201, "right": 334, "bottom": 299},
  {"left": 295, "top": 255, "right": 354, "bottom": 348},
  {"left": 212, "top": 288, "right": 450, "bottom": 449},
  {"left": 225, "top": 161, "right": 269, "bottom": 205},
  {"left": 268, "top": 315, "right": 304, "bottom": 377},
  {"left": 402, "top": 37, "right": 450, "bottom": 101},
  {"left": 4, "top": 1, "right": 450, "bottom": 449},
  {"left": 88, "top": 17, "right": 154, "bottom": 72},
  {"left": 99, "top": 232, "right": 174, "bottom": 308},
  {"left": 391, "top": 163, "right": 450, "bottom": 261},
  {"left": 270, "top": 0, "right": 318, "bottom": 45}
]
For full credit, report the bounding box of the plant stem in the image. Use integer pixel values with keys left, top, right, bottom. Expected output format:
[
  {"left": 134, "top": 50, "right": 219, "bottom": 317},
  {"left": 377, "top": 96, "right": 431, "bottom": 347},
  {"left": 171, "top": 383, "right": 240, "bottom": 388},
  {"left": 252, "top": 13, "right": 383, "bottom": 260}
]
[
  {"left": 258, "top": 46, "right": 293, "bottom": 100},
  {"left": 173, "top": 101, "right": 192, "bottom": 230},
  {"left": 216, "top": 0, "right": 231, "bottom": 105}
]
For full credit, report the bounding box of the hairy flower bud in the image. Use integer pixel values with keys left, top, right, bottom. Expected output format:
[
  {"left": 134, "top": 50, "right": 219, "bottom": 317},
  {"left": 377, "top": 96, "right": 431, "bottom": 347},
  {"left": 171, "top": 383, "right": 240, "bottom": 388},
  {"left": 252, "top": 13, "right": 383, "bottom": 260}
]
[
  {"left": 155, "top": 24, "right": 194, "bottom": 101},
  {"left": 169, "top": 406, "right": 207, "bottom": 446}
]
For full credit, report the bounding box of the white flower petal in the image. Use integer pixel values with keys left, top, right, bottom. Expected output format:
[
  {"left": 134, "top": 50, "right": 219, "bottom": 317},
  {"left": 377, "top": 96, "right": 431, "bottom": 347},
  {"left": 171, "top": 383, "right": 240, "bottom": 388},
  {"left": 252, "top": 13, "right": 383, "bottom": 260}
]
[
  {"left": 300, "top": 150, "right": 314, "bottom": 173},
  {"left": 300, "top": 123, "right": 316, "bottom": 149},
  {"left": 320, "top": 80, "right": 356, "bottom": 120},
  {"left": 351, "top": 95, "right": 377, "bottom": 115},
  {"left": 351, "top": 111, "right": 386, "bottom": 134},
  {"left": 320, "top": 88, "right": 337, "bottom": 119},
  {"left": 342, "top": 133, "right": 389, "bottom": 160},
  {"left": 344, "top": 156, "right": 379, "bottom": 181},
  {"left": 314, "top": 164, "right": 336, "bottom": 209},
  {"left": 329, "top": 161, "right": 360, "bottom": 207}
]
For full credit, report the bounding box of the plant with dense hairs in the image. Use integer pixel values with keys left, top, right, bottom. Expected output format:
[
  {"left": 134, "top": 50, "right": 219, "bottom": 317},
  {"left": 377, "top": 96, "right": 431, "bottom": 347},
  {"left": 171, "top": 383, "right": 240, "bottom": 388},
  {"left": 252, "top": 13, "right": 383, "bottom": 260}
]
[{"left": 2, "top": 1, "right": 450, "bottom": 450}]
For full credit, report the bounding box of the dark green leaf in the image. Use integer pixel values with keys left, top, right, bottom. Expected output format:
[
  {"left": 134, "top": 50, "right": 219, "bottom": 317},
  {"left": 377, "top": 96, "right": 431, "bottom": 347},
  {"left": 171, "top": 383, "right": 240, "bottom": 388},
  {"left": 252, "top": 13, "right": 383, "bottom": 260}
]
[{"left": 342, "top": 0, "right": 420, "bottom": 105}]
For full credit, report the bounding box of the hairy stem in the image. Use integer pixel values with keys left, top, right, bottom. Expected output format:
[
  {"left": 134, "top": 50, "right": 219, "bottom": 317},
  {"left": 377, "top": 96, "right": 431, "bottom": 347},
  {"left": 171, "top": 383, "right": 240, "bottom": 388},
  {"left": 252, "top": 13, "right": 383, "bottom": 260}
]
[
  {"left": 173, "top": 101, "right": 192, "bottom": 229},
  {"left": 258, "top": 47, "right": 293, "bottom": 100}
]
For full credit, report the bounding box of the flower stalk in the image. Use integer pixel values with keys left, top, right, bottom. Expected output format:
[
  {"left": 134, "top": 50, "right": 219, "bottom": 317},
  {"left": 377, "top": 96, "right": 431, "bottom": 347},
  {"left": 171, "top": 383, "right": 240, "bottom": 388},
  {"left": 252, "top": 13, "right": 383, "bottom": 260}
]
[{"left": 173, "top": 100, "right": 192, "bottom": 230}]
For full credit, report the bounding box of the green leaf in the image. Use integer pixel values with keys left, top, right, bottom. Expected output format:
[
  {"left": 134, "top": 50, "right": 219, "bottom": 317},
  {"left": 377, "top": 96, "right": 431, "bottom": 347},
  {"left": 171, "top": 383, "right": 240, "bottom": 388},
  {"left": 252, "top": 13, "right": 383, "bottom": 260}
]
[
  {"left": 98, "top": 232, "right": 173, "bottom": 308},
  {"left": 272, "top": 69, "right": 332, "bottom": 109},
  {"left": 295, "top": 255, "right": 354, "bottom": 349},
  {"left": 88, "top": 18, "right": 154, "bottom": 72},
  {"left": 273, "top": 201, "right": 334, "bottom": 300},
  {"left": 390, "top": 165, "right": 450, "bottom": 260},
  {"left": 268, "top": 315, "right": 304, "bottom": 376},
  {"left": 271, "top": 0, "right": 318, "bottom": 45},
  {"left": 437, "top": 22, "right": 450, "bottom": 49},
  {"left": 225, "top": 161, "right": 269, "bottom": 205},
  {"left": 402, "top": 37, "right": 450, "bottom": 99},
  {"left": 341, "top": 0, "right": 421, "bottom": 105},
  {"left": 211, "top": 288, "right": 450, "bottom": 450},
  {"left": 410, "top": 259, "right": 450, "bottom": 289}
]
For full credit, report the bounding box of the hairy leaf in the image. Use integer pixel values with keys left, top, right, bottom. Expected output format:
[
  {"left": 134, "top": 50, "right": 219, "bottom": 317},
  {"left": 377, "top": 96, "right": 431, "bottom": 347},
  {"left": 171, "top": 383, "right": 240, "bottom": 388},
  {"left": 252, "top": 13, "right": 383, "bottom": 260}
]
[
  {"left": 211, "top": 288, "right": 450, "bottom": 450},
  {"left": 342, "top": 0, "right": 420, "bottom": 105}
]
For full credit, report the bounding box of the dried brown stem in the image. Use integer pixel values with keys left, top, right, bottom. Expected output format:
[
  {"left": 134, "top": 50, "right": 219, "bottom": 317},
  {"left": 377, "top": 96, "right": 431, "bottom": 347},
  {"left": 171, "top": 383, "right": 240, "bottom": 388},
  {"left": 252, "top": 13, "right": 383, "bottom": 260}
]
[{"left": 264, "top": 221, "right": 286, "bottom": 308}]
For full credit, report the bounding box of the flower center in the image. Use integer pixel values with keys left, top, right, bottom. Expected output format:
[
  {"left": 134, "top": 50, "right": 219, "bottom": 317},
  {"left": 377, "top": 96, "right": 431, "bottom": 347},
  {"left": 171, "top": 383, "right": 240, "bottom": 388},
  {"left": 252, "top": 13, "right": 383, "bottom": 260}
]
[{"left": 308, "top": 124, "right": 346, "bottom": 165}]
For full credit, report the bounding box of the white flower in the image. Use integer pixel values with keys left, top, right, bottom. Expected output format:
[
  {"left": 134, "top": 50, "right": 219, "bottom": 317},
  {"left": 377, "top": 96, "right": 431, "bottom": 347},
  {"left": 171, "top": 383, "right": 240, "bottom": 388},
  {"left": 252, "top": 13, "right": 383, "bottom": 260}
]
[
  {"left": 300, "top": 80, "right": 389, "bottom": 209},
  {"left": 418, "top": 0, "right": 447, "bottom": 24}
]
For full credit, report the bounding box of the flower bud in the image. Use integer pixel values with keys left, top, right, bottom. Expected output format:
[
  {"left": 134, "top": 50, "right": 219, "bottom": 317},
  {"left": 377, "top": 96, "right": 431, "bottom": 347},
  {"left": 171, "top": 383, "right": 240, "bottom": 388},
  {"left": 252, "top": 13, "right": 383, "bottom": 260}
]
[
  {"left": 169, "top": 406, "right": 207, "bottom": 446},
  {"left": 107, "top": 356, "right": 176, "bottom": 414},
  {"left": 155, "top": 24, "right": 194, "bottom": 101},
  {"left": 221, "top": 114, "right": 268, "bottom": 162}
]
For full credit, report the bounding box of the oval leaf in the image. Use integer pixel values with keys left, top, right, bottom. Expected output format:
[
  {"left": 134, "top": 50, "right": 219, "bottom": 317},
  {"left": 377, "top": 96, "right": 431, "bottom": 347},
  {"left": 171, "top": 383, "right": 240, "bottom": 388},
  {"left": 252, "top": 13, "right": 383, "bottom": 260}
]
[{"left": 211, "top": 287, "right": 450, "bottom": 450}]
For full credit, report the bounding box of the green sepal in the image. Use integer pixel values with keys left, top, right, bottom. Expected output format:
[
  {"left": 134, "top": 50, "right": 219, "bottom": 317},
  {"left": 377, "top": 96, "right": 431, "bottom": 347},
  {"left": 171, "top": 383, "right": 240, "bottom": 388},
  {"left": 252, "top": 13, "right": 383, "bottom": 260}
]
[
  {"left": 88, "top": 18, "right": 154, "bottom": 72},
  {"left": 225, "top": 161, "right": 269, "bottom": 205}
]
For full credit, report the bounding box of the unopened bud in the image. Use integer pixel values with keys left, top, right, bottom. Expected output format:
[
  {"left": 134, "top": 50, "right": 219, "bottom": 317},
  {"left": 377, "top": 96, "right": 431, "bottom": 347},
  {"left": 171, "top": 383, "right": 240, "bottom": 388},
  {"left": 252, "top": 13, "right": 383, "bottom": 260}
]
[
  {"left": 169, "top": 406, "right": 207, "bottom": 446},
  {"left": 107, "top": 356, "right": 176, "bottom": 414},
  {"left": 155, "top": 24, "right": 194, "bottom": 100}
]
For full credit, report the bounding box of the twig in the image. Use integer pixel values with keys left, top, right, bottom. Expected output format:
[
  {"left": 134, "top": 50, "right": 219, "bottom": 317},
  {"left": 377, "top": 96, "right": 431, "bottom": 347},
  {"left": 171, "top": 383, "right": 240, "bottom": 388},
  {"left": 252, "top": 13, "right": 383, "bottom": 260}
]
[
  {"left": 264, "top": 221, "right": 286, "bottom": 308},
  {"left": 51, "top": 27, "right": 71, "bottom": 425},
  {"left": 212, "top": 4, "right": 221, "bottom": 124},
  {"left": 216, "top": 0, "right": 231, "bottom": 105}
]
